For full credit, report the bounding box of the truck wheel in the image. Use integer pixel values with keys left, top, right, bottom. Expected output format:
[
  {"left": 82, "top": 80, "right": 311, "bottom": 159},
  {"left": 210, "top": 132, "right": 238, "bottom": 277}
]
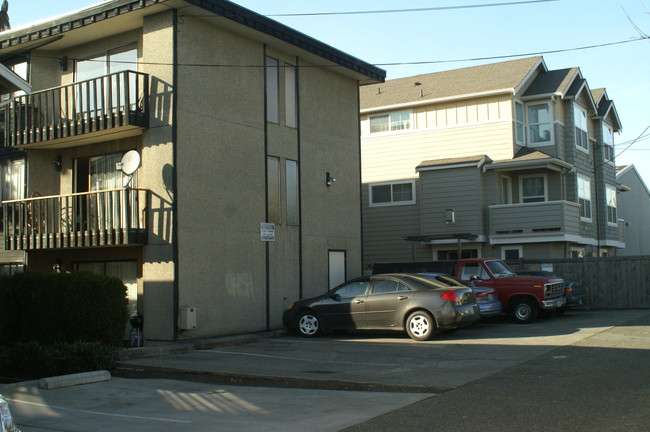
[{"left": 511, "top": 298, "right": 538, "bottom": 324}]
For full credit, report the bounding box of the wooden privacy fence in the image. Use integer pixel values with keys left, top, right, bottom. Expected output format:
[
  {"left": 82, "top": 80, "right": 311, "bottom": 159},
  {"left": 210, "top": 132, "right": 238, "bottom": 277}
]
[{"left": 508, "top": 256, "right": 650, "bottom": 309}]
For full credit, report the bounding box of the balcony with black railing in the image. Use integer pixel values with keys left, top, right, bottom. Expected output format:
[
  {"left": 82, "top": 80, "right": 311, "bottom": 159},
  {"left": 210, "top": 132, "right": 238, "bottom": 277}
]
[
  {"left": 0, "top": 70, "right": 149, "bottom": 148},
  {"left": 2, "top": 188, "right": 149, "bottom": 250}
]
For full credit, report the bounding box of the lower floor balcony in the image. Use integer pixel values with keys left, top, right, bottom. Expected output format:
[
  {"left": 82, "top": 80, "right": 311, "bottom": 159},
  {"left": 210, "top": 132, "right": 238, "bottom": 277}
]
[
  {"left": 489, "top": 201, "right": 581, "bottom": 241},
  {"left": 2, "top": 188, "right": 149, "bottom": 251}
]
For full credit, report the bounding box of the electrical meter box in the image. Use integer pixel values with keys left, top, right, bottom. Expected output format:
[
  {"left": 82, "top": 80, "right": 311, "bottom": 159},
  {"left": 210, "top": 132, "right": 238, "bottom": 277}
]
[{"left": 179, "top": 306, "right": 197, "bottom": 330}]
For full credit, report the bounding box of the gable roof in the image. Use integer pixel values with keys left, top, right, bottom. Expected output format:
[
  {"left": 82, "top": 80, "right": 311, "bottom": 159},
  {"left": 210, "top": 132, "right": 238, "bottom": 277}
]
[
  {"left": 522, "top": 67, "right": 579, "bottom": 99},
  {"left": 617, "top": 165, "right": 650, "bottom": 196},
  {"left": 360, "top": 56, "right": 545, "bottom": 112},
  {"left": 0, "top": 0, "right": 385, "bottom": 85},
  {"left": 592, "top": 88, "right": 622, "bottom": 132}
]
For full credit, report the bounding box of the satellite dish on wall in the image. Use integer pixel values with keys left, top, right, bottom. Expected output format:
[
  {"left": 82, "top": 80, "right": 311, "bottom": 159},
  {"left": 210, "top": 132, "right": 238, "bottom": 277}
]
[{"left": 120, "top": 150, "right": 141, "bottom": 175}]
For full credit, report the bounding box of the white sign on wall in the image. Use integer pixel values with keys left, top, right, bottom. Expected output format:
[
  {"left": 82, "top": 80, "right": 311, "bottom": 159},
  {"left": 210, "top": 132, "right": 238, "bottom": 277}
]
[{"left": 260, "top": 223, "right": 276, "bottom": 242}]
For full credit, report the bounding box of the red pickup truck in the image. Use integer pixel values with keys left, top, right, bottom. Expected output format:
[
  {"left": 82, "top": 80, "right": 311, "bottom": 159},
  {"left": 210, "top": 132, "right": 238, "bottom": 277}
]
[{"left": 373, "top": 258, "right": 566, "bottom": 323}]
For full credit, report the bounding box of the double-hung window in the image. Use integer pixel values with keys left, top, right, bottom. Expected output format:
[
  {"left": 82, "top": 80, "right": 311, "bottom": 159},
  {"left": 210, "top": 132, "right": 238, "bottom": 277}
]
[
  {"left": 606, "top": 185, "right": 617, "bottom": 225},
  {"left": 369, "top": 180, "right": 415, "bottom": 206},
  {"left": 578, "top": 175, "right": 592, "bottom": 220},
  {"left": 369, "top": 111, "right": 411, "bottom": 134},
  {"left": 527, "top": 103, "right": 551, "bottom": 145},
  {"left": 520, "top": 175, "right": 547, "bottom": 203},
  {"left": 574, "top": 105, "right": 589, "bottom": 151},
  {"left": 603, "top": 124, "right": 615, "bottom": 163}
]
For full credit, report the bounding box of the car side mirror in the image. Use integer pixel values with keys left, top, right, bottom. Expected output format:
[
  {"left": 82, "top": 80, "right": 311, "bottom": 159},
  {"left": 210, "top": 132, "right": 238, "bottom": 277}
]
[
  {"left": 330, "top": 292, "right": 341, "bottom": 301},
  {"left": 470, "top": 275, "right": 482, "bottom": 282}
]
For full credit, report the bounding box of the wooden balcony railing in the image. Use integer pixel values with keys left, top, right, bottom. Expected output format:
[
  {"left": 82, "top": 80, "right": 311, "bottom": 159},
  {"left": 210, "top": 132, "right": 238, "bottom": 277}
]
[
  {"left": 2, "top": 188, "right": 149, "bottom": 250},
  {"left": 0, "top": 70, "right": 149, "bottom": 148}
]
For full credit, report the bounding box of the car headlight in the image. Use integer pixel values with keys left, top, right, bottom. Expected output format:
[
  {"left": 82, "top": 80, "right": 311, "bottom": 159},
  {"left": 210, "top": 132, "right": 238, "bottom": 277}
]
[{"left": 0, "top": 395, "right": 20, "bottom": 432}]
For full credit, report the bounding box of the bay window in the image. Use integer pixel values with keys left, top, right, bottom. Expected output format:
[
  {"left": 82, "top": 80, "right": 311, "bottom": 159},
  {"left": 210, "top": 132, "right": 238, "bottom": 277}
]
[{"left": 527, "top": 103, "right": 551, "bottom": 145}]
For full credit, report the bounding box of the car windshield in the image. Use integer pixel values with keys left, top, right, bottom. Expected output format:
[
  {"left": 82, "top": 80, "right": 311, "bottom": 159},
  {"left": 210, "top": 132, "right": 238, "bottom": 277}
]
[{"left": 485, "top": 260, "right": 516, "bottom": 278}]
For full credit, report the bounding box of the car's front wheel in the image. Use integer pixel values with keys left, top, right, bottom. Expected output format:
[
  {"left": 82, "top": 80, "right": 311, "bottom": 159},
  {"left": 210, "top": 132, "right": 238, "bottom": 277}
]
[
  {"left": 296, "top": 310, "right": 321, "bottom": 337},
  {"left": 405, "top": 310, "right": 437, "bottom": 341},
  {"left": 511, "top": 298, "right": 538, "bottom": 324}
]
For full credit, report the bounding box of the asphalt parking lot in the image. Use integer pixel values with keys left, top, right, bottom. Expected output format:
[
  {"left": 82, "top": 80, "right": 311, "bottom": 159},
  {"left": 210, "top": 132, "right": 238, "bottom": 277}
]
[{"left": 2, "top": 309, "right": 649, "bottom": 431}]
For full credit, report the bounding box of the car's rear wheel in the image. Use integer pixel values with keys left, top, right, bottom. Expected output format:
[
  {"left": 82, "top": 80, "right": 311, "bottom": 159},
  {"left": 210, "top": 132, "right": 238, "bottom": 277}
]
[
  {"left": 511, "top": 298, "right": 538, "bottom": 324},
  {"left": 406, "top": 310, "right": 436, "bottom": 341},
  {"left": 297, "top": 310, "right": 321, "bottom": 337}
]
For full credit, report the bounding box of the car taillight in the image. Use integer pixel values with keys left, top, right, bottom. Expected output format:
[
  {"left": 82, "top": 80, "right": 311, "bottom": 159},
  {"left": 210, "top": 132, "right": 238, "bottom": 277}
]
[
  {"left": 565, "top": 287, "right": 574, "bottom": 294},
  {"left": 441, "top": 290, "right": 457, "bottom": 303}
]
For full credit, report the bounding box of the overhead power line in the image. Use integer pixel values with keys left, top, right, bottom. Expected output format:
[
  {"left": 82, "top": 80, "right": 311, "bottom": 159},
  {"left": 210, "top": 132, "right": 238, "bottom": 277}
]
[{"left": 267, "top": 0, "right": 558, "bottom": 17}]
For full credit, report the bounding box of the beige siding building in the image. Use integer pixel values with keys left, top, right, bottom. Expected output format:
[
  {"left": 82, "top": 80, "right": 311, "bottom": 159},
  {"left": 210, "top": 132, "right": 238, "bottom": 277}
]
[
  {"left": 0, "top": 0, "right": 384, "bottom": 341},
  {"left": 360, "top": 57, "right": 624, "bottom": 267}
]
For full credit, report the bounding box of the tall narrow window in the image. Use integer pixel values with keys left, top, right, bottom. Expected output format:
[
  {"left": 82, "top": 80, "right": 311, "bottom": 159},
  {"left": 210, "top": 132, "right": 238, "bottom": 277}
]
[
  {"left": 267, "top": 156, "right": 281, "bottom": 223},
  {"left": 527, "top": 103, "right": 551, "bottom": 145},
  {"left": 0, "top": 159, "right": 25, "bottom": 233},
  {"left": 501, "top": 176, "right": 512, "bottom": 204},
  {"left": 578, "top": 175, "right": 592, "bottom": 220},
  {"left": 286, "top": 159, "right": 299, "bottom": 225},
  {"left": 514, "top": 101, "right": 525, "bottom": 143},
  {"left": 285, "top": 64, "right": 297, "bottom": 128},
  {"left": 603, "top": 124, "right": 615, "bottom": 163},
  {"left": 606, "top": 185, "right": 617, "bottom": 225},
  {"left": 265, "top": 57, "right": 279, "bottom": 124},
  {"left": 574, "top": 105, "right": 589, "bottom": 151}
]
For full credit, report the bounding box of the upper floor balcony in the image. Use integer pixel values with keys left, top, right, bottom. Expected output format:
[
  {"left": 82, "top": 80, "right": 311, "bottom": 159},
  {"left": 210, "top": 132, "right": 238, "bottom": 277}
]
[
  {"left": 1, "top": 70, "right": 149, "bottom": 149},
  {"left": 2, "top": 188, "right": 149, "bottom": 251},
  {"left": 488, "top": 200, "right": 581, "bottom": 242}
]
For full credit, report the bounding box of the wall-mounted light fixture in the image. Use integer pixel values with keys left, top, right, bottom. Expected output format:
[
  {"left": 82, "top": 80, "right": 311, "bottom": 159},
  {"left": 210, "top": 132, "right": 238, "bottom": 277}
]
[
  {"left": 326, "top": 172, "right": 336, "bottom": 187},
  {"left": 52, "top": 155, "right": 62, "bottom": 171},
  {"left": 445, "top": 209, "right": 455, "bottom": 224}
]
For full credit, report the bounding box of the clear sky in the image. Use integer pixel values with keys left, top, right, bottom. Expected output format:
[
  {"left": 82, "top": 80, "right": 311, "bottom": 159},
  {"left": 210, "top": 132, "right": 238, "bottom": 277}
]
[{"left": 6, "top": 0, "right": 650, "bottom": 185}]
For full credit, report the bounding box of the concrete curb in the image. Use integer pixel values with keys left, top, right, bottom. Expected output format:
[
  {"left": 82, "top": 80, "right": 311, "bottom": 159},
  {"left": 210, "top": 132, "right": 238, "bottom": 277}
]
[
  {"left": 38, "top": 370, "right": 112, "bottom": 390},
  {"left": 114, "top": 329, "right": 288, "bottom": 361}
]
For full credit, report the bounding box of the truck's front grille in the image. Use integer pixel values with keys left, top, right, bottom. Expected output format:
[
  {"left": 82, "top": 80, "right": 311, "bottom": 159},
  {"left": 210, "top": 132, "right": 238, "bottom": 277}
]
[{"left": 544, "top": 282, "right": 564, "bottom": 298}]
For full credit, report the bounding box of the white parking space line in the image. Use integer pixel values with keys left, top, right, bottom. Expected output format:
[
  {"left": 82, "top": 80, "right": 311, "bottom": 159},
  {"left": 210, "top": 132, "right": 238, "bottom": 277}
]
[
  {"left": 200, "top": 350, "right": 401, "bottom": 367},
  {"left": 7, "top": 398, "right": 192, "bottom": 424}
]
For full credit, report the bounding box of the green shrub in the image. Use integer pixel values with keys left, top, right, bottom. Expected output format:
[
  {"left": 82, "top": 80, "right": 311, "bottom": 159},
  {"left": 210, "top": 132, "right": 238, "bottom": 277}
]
[
  {"left": 1, "top": 341, "right": 115, "bottom": 380},
  {"left": 0, "top": 272, "right": 128, "bottom": 346}
]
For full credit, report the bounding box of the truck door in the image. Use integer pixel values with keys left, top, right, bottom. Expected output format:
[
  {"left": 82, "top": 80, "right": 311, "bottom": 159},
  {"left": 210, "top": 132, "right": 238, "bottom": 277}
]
[{"left": 459, "top": 262, "right": 496, "bottom": 289}]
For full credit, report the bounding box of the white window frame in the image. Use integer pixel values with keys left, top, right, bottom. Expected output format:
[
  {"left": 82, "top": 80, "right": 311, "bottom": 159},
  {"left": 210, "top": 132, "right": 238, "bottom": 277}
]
[
  {"left": 606, "top": 184, "right": 617, "bottom": 226},
  {"left": 514, "top": 101, "right": 525, "bottom": 144},
  {"left": 501, "top": 246, "right": 523, "bottom": 260},
  {"left": 526, "top": 102, "right": 552, "bottom": 146},
  {"left": 519, "top": 174, "right": 548, "bottom": 203},
  {"left": 369, "top": 180, "right": 416, "bottom": 207},
  {"left": 578, "top": 174, "right": 592, "bottom": 221},
  {"left": 369, "top": 111, "right": 411, "bottom": 134},
  {"left": 574, "top": 105, "right": 589, "bottom": 152},
  {"left": 603, "top": 123, "right": 615, "bottom": 164},
  {"left": 501, "top": 175, "right": 513, "bottom": 204}
]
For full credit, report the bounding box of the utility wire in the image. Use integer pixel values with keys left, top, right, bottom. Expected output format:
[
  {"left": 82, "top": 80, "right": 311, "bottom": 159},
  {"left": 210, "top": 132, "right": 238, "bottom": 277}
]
[{"left": 266, "top": 0, "right": 558, "bottom": 17}]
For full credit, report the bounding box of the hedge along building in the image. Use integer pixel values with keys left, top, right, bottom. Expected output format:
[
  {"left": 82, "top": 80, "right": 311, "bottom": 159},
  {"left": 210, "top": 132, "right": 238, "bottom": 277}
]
[{"left": 0, "top": 0, "right": 385, "bottom": 341}]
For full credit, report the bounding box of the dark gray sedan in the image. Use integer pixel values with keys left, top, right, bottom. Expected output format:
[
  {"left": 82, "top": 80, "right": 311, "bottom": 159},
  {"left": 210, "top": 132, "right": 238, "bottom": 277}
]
[{"left": 282, "top": 274, "right": 480, "bottom": 341}]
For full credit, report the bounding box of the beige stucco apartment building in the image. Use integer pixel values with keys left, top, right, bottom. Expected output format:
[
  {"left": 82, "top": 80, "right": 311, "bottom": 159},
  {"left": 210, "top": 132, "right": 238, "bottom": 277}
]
[
  {"left": 0, "top": 0, "right": 385, "bottom": 341},
  {"left": 360, "top": 57, "right": 624, "bottom": 267}
]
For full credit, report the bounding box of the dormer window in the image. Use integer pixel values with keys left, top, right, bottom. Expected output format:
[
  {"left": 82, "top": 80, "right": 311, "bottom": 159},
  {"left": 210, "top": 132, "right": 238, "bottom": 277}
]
[
  {"left": 574, "top": 105, "right": 589, "bottom": 151},
  {"left": 526, "top": 103, "right": 552, "bottom": 145},
  {"left": 369, "top": 111, "right": 411, "bottom": 134}
]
